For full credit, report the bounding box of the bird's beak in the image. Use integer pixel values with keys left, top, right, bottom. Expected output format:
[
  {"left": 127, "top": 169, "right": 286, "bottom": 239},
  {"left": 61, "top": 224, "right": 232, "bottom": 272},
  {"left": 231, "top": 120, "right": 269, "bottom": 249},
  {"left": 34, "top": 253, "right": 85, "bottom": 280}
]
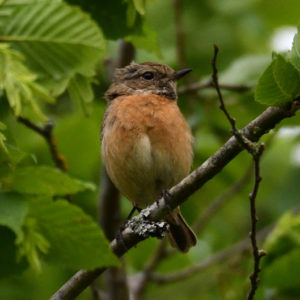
[{"left": 170, "top": 68, "right": 192, "bottom": 80}]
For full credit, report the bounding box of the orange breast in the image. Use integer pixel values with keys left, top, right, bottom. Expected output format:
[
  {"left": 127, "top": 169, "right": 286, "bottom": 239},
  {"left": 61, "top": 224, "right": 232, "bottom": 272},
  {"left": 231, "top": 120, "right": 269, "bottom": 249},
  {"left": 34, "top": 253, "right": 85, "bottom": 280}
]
[{"left": 101, "top": 94, "right": 193, "bottom": 207}]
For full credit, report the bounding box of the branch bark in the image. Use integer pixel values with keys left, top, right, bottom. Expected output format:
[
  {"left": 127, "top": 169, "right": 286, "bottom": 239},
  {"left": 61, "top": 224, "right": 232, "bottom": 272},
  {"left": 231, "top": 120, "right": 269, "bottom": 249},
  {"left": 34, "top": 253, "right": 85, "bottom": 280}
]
[
  {"left": 17, "top": 117, "right": 67, "bottom": 171},
  {"left": 50, "top": 97, "right": 300, "bottom": 300}
]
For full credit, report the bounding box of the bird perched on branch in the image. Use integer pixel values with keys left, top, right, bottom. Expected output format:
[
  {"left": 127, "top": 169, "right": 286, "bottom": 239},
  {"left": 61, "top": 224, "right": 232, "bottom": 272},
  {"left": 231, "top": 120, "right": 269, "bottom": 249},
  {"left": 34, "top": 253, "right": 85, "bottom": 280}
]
[{"left": 101, "top": 62, "right": 197, "bottom": 252}]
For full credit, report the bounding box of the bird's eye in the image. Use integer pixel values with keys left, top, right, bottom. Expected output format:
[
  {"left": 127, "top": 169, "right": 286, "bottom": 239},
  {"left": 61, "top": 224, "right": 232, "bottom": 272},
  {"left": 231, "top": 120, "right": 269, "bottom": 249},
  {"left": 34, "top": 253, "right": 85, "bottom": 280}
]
[{"left": 142, "top": 72, "right": 154, "bottom": 80}]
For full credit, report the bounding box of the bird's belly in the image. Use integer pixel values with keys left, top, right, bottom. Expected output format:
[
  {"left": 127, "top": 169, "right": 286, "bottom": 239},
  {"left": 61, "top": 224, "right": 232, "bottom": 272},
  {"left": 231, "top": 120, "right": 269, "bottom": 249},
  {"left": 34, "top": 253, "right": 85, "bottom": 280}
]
[{"left": 103, "top": 133, "right": 181, "bottom": 207}]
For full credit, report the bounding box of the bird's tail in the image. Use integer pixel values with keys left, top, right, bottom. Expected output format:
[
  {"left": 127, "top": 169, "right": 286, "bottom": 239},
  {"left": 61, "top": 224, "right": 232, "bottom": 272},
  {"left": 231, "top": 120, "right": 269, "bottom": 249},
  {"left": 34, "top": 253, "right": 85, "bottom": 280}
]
[{"left": 166, "top": 208, "right": 197, "bottom": 253}]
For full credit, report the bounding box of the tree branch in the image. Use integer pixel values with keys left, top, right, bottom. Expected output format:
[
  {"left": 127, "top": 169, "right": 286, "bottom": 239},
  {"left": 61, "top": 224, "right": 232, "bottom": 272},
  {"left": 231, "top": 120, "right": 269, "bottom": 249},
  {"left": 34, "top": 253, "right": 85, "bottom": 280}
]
[
  {"left": 17, "top": 117, "right": 67, "bottom": 171},
  {"left": 148, "top": 225, "right": 272, "bottom": 284},
  {"left": 50, "top": 95, "right": 300, "bottom": 300}
]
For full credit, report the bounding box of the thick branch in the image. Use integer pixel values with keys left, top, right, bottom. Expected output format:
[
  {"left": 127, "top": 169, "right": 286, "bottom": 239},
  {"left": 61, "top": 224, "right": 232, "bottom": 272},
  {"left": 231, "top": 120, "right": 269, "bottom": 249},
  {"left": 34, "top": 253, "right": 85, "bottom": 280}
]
[
  {"left": 17, "top": 117, "right": 67, "bottom": 171},
  {"left": 50, "top": 98, "right": 300, "bottom": 300}
]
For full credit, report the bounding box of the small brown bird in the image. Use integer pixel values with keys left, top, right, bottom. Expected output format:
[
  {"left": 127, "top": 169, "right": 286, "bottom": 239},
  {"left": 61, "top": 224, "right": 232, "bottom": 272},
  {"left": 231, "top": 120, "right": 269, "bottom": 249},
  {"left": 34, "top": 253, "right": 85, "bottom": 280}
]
[{"left": 101, "top": 62, "right": 197, "bottom": 252}]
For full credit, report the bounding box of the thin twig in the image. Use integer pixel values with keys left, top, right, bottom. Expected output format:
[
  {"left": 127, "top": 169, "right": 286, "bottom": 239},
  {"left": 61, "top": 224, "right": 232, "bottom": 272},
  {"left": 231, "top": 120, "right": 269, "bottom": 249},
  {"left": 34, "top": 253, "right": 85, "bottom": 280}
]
[
  {"left": 193, "top": 162, "right": 253, "bottom": 234},
  {"left": 148, "top": 225, "right": 272, "bottom": 284},
  {"left": 50, "top": 99, "right": 300, "bottom": 300},
  {"left": 211, "top": 45, "right": 266, "bottom": 300},
  {"left": 17, "top": 116, "right": 67, "bottom": 171},
  {"left": 246, "top": 147, "right": 266, "bottom": 300},
  {"left": 178, "top": 81, "right": 253, "bottom": 95}
]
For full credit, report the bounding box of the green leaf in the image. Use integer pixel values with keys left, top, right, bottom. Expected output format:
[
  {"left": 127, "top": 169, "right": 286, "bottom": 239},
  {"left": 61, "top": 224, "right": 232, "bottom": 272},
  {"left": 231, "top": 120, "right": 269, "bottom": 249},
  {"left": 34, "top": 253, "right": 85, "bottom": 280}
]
[
  {"left": 0, "top": 0, "right": 106, "bottom": 95},
  {"left": 133, "top": 0, "right": 146, "bottom": 15},
  {"left": 255, "top": 54, "right": 300, "bottom": 106},
  {"left": 3, "top": 165, "right": 95, "bottom": 196},
  {"left": 0, "top": 121, "right": 8, "bottom": 154},
  {"left": 67, "top": 74, "right": 94, "bottom": 116},
  {"left": 263, "top": 211, "right": 300, "bottom": 266},
  {"left": 66, "top": 0, "right": 144, "bottom": 40},
  {"left": 288, "top": 27, "right": 300, "bottom": 72},
  {"left": 0, "top": 44, "right": 55, "bottom": 121},
  {"left": 17, "top": 217, "right": 50, "bottom": 272},
  {"left": 0, "top": 192, "right": 28, "bottom": 240},
  {"left": 28, "top": 197, "right": 119, "bottom": 269}
]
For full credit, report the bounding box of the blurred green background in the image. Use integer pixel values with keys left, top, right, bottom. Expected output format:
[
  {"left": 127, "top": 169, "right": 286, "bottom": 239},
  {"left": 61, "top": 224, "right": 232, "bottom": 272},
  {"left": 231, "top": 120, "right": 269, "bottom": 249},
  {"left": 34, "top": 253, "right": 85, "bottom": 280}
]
[{"left": 1, "top": 0, "right": 300, "bottom": 299}]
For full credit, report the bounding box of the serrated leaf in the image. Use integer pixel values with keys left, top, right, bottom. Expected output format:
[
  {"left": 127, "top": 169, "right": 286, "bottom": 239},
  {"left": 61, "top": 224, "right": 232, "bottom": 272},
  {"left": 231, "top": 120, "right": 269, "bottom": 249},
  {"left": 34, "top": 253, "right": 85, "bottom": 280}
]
[
  {"left": 288, "top": 26, "right": 300, "bottom": 72},
  {"left": 28, "top": 197, "right": 119, "bottom": 269},
  {"left": 0, "top": 44, "right": 55, "bottom": 121},
  {"left": 3, "top": 165, "right": 95, "bottom": 196},
  {"left": 0, "top": 192, "right": 28, "bottom": 240},
  {"left": 0, "top": 0, "right": 106, "bottom": 96},
  {"left": 67, "top": 74, "right": 94, "bottom": 116},
  {"left": 17, "top": 217, "right": 50, "bottom": 272},
  {"left": 255, "top": 54, "right": 300, "bottom": 106},
  {"left": 273, "top": 54, "right": 300, "bottom": 98}
]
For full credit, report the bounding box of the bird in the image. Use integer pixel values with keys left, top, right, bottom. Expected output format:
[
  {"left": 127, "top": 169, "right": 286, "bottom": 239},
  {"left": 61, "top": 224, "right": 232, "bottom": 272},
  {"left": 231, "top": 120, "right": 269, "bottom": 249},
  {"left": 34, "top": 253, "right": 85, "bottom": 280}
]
[{"left": 101, "top": 62, "right": 197, "bottom": 252}]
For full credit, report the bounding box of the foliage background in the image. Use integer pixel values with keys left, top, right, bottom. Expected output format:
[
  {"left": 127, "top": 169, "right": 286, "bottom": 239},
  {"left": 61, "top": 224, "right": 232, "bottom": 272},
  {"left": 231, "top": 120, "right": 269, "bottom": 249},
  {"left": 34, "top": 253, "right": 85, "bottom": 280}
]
[{"left": 0, "top": 0, "right": 300, "bottom": 299}]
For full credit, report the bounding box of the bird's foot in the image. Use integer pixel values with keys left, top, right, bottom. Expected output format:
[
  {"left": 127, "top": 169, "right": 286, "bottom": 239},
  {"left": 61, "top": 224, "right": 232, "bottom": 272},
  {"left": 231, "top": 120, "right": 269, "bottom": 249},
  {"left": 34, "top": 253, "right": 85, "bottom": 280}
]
[
  {"left": 156, "top": 189, "right": 173, "bottom": 213},
  {"left": 115, "top": 205, "right": 142, "bottom": 251}
]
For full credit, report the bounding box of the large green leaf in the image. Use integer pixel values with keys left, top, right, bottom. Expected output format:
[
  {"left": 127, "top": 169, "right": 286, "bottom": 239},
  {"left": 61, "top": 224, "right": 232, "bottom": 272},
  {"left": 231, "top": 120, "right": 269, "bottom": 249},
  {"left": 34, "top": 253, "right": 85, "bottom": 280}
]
[
  {"left": 0, "top": 0, "right": 106, "bottom": 93},
  {"left": 255, "top": 54, "right": 300, "bottom": 106},
  {"left": 28, "top": 197, "right": 119, "bottom": 269},
  {"left": 2, "top": 165, "right": 95, "bottom": 196}
]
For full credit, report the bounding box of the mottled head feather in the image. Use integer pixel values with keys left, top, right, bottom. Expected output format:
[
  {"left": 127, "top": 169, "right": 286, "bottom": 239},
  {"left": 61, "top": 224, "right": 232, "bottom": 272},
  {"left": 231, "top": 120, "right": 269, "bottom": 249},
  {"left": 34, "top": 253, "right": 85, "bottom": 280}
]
[{"left": 105, "top": 62, "right": 179, "bottom": 101}]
